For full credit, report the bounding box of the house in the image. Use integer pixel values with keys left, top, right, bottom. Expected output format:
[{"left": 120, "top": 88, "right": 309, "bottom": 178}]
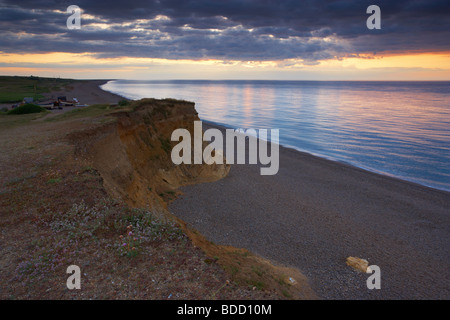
[{"left": 23, "top": 97, "right": 34, "bottom": 104}]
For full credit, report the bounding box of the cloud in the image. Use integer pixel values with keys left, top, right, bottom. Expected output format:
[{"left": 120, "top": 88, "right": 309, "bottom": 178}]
[{"left": 0, "top": 0, "right": 449, "bottom": 62}]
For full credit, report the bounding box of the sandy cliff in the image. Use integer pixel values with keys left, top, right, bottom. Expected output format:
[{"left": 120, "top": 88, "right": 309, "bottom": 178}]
[
  {"left": 69, "top": 98, "right": 230, "bottom": 216},
  {"left": 66, "top": 98, "right": 315, "bottom": 299}
]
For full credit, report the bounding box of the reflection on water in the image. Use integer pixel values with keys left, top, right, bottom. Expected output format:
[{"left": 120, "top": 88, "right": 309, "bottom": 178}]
[{"left": 102, "top": 80, "right": 450, "bottom": 191}]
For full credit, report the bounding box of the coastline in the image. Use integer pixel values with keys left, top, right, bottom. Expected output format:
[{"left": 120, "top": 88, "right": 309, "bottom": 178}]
[
  {"left": 203, "top": 119, "right": 450, "bottom": 194},
  {"left": 170, "top": 121, "right": 450, "bottom": 299},
  {"left": 92, "top": 81, "right": 449, "bottom": 197},
  {"left": 100, "top": 79, "right": 450, "bottom": 193},
  {"left": 94, "top": 81, "right": 450, "bottom": 299},
  {"left": 45, "top": 79, "right": 127, "bottom": 105}
]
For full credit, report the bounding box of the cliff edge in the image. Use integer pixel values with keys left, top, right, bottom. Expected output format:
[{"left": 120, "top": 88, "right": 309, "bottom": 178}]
[{"left": 70, "top": 98, "right": 230, "bottom": 216}]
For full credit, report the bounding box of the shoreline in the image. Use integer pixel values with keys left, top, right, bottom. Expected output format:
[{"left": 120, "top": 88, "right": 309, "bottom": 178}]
[
  {"left": 201, "top": 119, "right": 450, "bottom": 196},
  {"left": 33, "top": 79, "right": 124, "bottom": 108},
  {"left": 9, "top": 80, "right": 446, "bottom": 299},
  {"left": 52, "top": 79, "right": 127, "bottom": 105},
  {"left": 72, "top": 82, "right": 450, "bottom": 298},
  {"left": 98, "top": 80, "right": 448, "bottom": 193},
  {"left": 93, "top": 81, "right": 449, "bottom": 198},
  {"left": 169, "top": 120, "right": 450, "bottom": 299}
]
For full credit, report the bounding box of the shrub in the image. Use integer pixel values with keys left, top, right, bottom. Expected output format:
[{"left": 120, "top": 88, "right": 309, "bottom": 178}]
[
  {"left": 118, "top": 99, "right": 130, "bottom": 107},
  {"left": 7, "top": 104, "right": 46, "bottom": 115}
]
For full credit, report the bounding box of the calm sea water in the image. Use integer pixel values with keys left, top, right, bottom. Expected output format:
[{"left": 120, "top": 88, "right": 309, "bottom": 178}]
[{"left": 101, "top": 80, "right": 450, "bottom": 192}]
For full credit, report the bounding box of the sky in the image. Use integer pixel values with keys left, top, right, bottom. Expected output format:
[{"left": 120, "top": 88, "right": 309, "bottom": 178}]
[{"left": 0, "top": 0, "right": 449, "bottom": 80}]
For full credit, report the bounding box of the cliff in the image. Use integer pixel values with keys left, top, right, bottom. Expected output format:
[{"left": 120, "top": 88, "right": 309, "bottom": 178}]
[
  {"left": 69, "top": 98, "right": 230, "bottom": 217},
  {"left": 67, "top": 98, "right": 315, "bottom": 299}
]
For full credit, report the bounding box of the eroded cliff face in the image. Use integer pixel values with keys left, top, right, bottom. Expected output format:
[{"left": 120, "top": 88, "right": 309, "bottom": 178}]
[
  {"left": 68, "top": 98, "right": 316, "bottom": 299},
  {"left": 71, "top": 98, "right": 229, "bottom": 216}
]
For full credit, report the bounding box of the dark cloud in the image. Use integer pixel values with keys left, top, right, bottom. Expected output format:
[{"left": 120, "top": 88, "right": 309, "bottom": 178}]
[{"left": 0, "top": 0, "right": 449, "bottom": 61}]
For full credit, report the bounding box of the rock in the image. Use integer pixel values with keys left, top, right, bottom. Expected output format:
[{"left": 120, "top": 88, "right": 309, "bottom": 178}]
[{"left": 346, "top": 256, "right": 369, "bottom": 272}]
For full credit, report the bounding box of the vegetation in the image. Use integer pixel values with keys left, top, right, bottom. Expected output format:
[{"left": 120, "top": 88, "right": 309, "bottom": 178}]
[
  {"left": 6, "top": 104, "right": 47, "bottom": 115},
  {"left": 45, "top": 103, "right": 130, "bottom": 122},
  {"left": 118, "top": 99, "right": 130, "bottom": 107},
  {"left": 0, "top": 75, "right": 78, "bottom": 103},
  {"left": 0, "top": 110, "right": 48, "bottom": 129},
  {"left": 46, "top": 177, "right": 62, "bottom": 184},
  {"left": 130, "top": 98, "right": 192, "bottom": 111}
]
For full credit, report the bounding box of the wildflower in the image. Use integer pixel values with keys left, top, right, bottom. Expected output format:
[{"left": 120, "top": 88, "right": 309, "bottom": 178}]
[{"left": 122, "top": 243, "right": 127, "bottom": 246}]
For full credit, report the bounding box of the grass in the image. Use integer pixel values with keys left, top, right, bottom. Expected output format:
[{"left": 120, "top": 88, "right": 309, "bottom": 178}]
[
  {"left": 0, "top": 111, "right": 49, "bottom": 130},
  {"left": 5, "top": 173, "right": 38, "bottom": 187},
  {"left": 118, "top": 99, "right": 130, "bottom": 107},
  {"left": 247, "top": 280, "right": 266, "bottom": 291},
  {"left": 14, "top": 199, "right": 186, "bottom": 285},
  {"left": 47, "top": 177, "right": 62, "bottom": 184},
  {"left": 0, "top": 76, "right": 78, "bottom": 103},
  {"left": 45, "top": 102, "right": 137, "bottom": 123},
  {"left": 45, "top": 104, "right": 122, "bottom": 122},
  {"left": 7, "top": 104, "right": 47, "bottom": 115},
  {"left": 252, "top": 266, "right": 264, "bottom": 277},
  {"left": 46, "top": 98, "right": 192, "bottom": 125},
  {"left": 282, "top": 289, "right": 293, "bottom": 298}
]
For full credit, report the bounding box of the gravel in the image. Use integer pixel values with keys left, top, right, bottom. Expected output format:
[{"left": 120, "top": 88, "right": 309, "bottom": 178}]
[{"left": 169, "top": 122, "right": 450, "bottom": 299}]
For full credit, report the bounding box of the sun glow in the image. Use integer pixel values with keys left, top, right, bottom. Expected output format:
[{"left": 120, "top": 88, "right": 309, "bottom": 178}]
[
  {"left": 0, "top": 51, "right": 449, "bottom": 80},
  {"left": 324, "top": 52, "right": 450, "bottom": 70}
]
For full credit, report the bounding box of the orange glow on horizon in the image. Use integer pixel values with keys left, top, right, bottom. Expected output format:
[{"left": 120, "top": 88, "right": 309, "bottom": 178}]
[
  {"left": 0, "top": 51, "right": 449, "bottom": 80},
  {"left": 332, "top": 52, "right": 450, "bottom": 70}
]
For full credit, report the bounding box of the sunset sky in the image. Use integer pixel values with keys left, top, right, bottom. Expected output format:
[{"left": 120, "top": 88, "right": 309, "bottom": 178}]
[{"left": 1, "top": 0, "right": 449, "bottom": 80}]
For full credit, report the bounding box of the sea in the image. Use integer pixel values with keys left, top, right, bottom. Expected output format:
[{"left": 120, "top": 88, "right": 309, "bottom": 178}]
[{"left": 101, "top": 80, "right": 450, "bottom": 192}]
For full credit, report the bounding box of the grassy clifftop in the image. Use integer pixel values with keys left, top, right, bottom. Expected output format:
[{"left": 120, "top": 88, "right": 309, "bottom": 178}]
[{"left": 0, "top": 76, "right": 80, "bottom": 103}]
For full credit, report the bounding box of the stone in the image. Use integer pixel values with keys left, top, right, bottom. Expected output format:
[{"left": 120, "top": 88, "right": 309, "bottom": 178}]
[{"left": 346, "top": 256, "right": 369, "bottom": 272}]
